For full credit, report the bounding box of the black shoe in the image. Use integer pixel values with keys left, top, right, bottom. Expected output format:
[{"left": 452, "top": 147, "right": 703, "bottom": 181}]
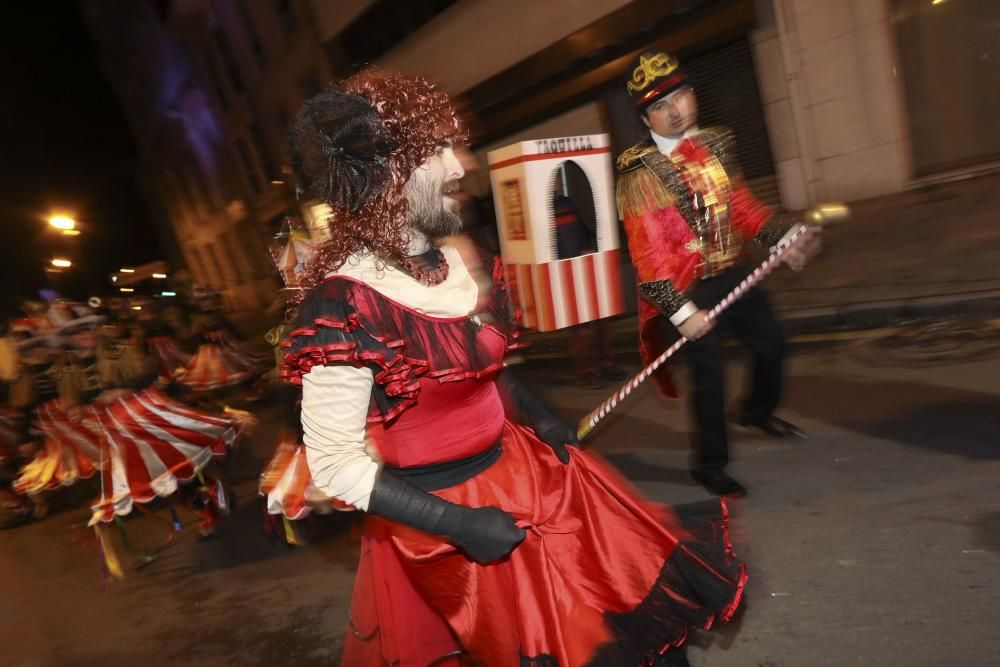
[
  {"left": 691, "top": 469, "right": 748, "bottom": 497},
  {"left": 600, "top": 366, "right": 628, "bottom": 382},
  {"left": 738, "top": 415, "right": 804, "bottom": 438},
  {"left": 654, "top": 646, "right": 690, "bottom": 666}
]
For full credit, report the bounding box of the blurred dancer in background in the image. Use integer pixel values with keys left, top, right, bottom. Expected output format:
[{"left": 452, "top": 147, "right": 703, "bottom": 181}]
[{"left": 175, "top": 288, "right": 258, "bottom": 393}]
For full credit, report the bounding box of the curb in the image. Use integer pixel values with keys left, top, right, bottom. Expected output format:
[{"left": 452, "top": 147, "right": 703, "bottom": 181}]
[{"left": 777, "top": 289, "right": 1000, "bottom": 334}]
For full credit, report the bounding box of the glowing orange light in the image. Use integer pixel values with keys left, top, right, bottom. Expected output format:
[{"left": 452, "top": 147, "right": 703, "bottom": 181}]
[{"left": 48, "top": 216, "right": 76, "bottom": 231}]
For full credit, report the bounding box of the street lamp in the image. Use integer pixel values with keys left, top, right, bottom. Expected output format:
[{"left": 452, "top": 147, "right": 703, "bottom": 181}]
[
  {"left": 51, "top": 258, "right": 72, "bottom": 268},
  {"left": 48, "top": 215, "right": 76, "bottom": 231},
  {"left": 152, "top": 273, "right": 167, "bottom": 279},
  {"left": 120, "top": 267, "right": 135, "bottom": 273}
]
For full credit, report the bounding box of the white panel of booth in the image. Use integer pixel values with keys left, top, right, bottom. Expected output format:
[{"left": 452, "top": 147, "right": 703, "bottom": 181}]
[{"left": 488, "top": 134, "right": 624, "bottom": 332}]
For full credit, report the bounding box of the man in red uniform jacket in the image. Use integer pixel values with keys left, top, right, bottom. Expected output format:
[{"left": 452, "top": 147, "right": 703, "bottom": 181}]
[{"left": 616, "top": 51, "right": 821, "bottom": 496}]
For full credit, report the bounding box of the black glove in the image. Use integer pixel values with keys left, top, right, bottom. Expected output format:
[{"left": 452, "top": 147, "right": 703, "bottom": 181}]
[
  {"left": 368, "top": 470, "right": 525, "bottom": 563},
  {"left": 497, "top": 368, "right": 578, "bottom": 464}
]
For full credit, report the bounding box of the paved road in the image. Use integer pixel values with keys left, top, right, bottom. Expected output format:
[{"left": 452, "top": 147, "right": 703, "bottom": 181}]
[{"left": 2, "top": 321, "right": 998, "bottom": 666}]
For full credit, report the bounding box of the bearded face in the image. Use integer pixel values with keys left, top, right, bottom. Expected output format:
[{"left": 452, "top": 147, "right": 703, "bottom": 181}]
[{"left": 402, "top": 145, "right": 466, "bottom": 239}]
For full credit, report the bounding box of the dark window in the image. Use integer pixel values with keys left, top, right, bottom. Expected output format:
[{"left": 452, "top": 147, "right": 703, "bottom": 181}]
[
  {"left": 249, "top": 123, "right": 278, "bottom": 180},
  {"left": 187, "top": 246, "right": 209, "bottom": 286},
  {"left": 301, "top": 68, "right": 322, "bottom": 99},
  {"left": 202, "top": 45, "right": 230, "bottom": 110},
  {"left": 170, "top": 165, "right": 197, "bottom": 218},
  {"left": 274, "top": 0, "right": 296, "bottom": 35},
  {"left": 153, "top": 0, "right": 173, "bottom": 21},
  {"left": 242, "top": 218, "right": 274, "bottom": 278},
  {"left": 220, "top": 151, "right": 248, "bottom": 201},
  {"left": 334, "top": 0, "right": 457, "bottom": 70},
  {"left": 204, "top": 243, "right": 226, "bottom": 287},
  {"left": 162, "top": 172, "right": 186, "bottom": 223},
  {"left": 208, "top": 241, "right": 235, "bottom": 285},
  {"left": 235, "top": 2, "right": 267, "bottom": 69},
  {"left": 184, "top": 144, "right": 216, "bottom": 210},
  {"left": 235, "top": 139, "right": 262, "bottom": 195},
  {"left": 275, "top": 109, "right": 291, "bottom": 135},
  {"left": 184, "top": 170, "right": 206, "bottom": 214},
  {"left": 213, "top": 27, "right": 245, "bottom": 94},
  {"left": 225, "top": 229, "right": 250, "bottom": 281}
]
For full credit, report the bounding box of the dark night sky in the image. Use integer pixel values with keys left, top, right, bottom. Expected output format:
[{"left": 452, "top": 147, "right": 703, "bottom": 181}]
[{"left": 0, "top": 4, "right": 163, "bottom": 315}]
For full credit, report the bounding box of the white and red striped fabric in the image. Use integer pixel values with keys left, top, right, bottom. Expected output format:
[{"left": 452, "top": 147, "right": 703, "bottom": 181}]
[
  {"left": 147, "top": 335, "right": 192, "bottom": 382},
  {"left": 506, "top": 249, "right": 625, "bottom": 332},
  {"left": 175, "top": 331, "right": 258, "bottom": 391},
  {"left": 14, "top": 399, "right": 101, "bottom": 495},
  {"left": 259, "top": 437, "right": 354, "bottom": 520},
  {"left": 87, "top": 387, "right": 240, "bottom": 525}
]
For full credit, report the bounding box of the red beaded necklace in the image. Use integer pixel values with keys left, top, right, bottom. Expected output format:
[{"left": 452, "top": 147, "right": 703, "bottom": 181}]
[{"left": 399, "top": 247, "right": 449, "bottom": 286}]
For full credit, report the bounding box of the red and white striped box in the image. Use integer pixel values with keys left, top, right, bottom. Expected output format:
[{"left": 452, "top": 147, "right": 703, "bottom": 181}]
[
  {"left": 488, "top": 134, "right": 624, "bottom": 332},
  {"left": 505, "top": 250, "right": 625, "bottom": 331}
]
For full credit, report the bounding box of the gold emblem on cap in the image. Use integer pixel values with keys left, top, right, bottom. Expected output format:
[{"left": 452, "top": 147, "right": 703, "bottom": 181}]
[{"left": 627, "top": 52, "right": 679, "bottom": 94}]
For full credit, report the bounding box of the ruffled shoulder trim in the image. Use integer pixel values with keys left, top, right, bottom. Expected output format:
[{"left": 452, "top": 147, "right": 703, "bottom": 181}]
[
  {"left": 280, "top": 280, "right": 423, "bottom": 423},
  {"left": 281, "top": 270, "right": 516, "bottom": 424}
]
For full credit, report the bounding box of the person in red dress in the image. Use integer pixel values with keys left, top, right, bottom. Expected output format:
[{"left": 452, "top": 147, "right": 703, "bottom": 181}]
[{"left": 280, "top": 69, "right": 746, "bottom": 666}]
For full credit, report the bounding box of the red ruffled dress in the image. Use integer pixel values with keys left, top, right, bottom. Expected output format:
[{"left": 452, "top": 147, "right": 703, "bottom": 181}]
[
  {"left": 175, "top": 314, "right": 258, "bottom": 391},
  {"left": 86, "top": 386, "right": 239, "bottom": 526},
  {"left": 282, "top": 264, "right": 747, "bottom": 666},
  {"left": 144, "top": 320, "right": 192, "bottom": 384},
  {"left": 13, "top": 398, "right": 100, "bottom": 495}
]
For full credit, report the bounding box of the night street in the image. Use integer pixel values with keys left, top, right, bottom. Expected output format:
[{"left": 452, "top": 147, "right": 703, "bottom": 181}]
[
  {"left": 3, "top": 320, "right": 998, "bottom": 667},
  {"left": 2, "top": 1, "right": 999, "bottom": 665}
]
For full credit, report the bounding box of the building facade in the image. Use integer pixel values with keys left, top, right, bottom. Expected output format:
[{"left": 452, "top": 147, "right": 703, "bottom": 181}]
[
  {"left": 314, "top": 0, "right": 999, "bottom": 207},
  {"left": 88, "top": 0, "right": 999, "bottom": 309},
  {"left": 84, "top": 0, "right": 332, "bottom": 311}
]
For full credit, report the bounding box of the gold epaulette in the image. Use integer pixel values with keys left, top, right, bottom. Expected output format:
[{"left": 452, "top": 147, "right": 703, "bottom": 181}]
[
  {"left": 616, "top": 140, "right": 659, "bottom": 173},
  {"left": 615, "top": 141, "right": 675, "bottom": 220}
]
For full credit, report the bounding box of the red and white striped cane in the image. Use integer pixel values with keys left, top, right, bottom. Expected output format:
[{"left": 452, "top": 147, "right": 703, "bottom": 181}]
[{"left": 576, "top": 204, "right": 848, "bottom": 441}]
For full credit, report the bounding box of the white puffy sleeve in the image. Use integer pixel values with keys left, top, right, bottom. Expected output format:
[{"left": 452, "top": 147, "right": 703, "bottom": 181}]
[{"left": 300, "top": 364, "right": 380, "bottom": 511}]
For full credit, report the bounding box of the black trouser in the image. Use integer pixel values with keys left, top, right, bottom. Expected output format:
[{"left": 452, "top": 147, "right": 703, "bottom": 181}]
[
  {"left": 566, "top": 318, "right": 616, "bottom": 378},
  {"left": 675, "top": 266, "right": 785, "bottom": 473}
]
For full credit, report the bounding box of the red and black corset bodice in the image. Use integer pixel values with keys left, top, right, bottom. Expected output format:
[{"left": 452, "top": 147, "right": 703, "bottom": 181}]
[{"left": 281, "top": 268, "right": 521, "bottom": 468}]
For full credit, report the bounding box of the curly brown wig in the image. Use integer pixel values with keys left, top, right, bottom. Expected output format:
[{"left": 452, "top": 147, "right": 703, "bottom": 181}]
[{"left": 287, "top": 69, "right": 467, "bottom": 302}]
